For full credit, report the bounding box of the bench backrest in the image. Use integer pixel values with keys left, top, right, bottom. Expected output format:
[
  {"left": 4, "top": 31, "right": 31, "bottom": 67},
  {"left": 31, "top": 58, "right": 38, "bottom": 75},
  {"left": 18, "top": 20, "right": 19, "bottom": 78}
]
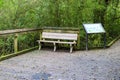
[{"left": 42, "top": 32, "right": 78, "bottom": 40}]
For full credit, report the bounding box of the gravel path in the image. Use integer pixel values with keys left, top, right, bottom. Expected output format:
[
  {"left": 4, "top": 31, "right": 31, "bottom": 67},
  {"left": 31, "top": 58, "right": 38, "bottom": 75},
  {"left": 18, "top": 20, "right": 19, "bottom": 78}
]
[{"left": 0, "top": 40, "right": 120, "bottom": 80}]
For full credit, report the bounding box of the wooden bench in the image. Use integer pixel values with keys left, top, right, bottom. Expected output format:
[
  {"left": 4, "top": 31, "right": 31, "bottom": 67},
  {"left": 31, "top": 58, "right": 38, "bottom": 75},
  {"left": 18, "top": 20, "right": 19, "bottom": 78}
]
[{"left": 37, "top": 32, "right": 78, "bottom": 53}]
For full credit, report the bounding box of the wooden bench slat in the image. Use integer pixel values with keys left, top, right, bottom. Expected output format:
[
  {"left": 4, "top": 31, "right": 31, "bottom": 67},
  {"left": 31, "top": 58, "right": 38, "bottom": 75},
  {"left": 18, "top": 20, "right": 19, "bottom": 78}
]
[
  {"left": 42, "top": 32, "right": 77, "bottom": 40},
  {"left": 55, "top": 41, "right": 76, "bottom": 44},
  {"left": 38, "top": 40, "right": 76, "bottom": 44},
  {"left": 37, "top": 40, "right": 55, "bottom": 43}
]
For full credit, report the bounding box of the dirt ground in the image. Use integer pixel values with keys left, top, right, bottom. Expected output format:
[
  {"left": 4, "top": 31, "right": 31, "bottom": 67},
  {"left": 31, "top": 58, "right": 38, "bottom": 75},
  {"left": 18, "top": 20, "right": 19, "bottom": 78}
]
[{"left": 0, "top": 40, "right": 120, "bottom": 80}]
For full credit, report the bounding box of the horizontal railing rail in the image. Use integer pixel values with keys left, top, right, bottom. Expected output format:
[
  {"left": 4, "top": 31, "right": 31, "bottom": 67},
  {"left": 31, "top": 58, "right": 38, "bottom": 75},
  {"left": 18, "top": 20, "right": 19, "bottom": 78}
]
[
  {"left": 42, "top": 27, "right": 80, "bottom": 31},
  {"left": 0, "top": 28, "right": 42, "bottom": 35}
]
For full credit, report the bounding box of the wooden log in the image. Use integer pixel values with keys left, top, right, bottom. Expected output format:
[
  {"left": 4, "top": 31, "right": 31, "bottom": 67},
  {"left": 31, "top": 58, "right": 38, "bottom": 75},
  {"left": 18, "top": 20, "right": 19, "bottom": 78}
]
[{"left": 14, "top": 34, "right": 18, "bottom": 53}]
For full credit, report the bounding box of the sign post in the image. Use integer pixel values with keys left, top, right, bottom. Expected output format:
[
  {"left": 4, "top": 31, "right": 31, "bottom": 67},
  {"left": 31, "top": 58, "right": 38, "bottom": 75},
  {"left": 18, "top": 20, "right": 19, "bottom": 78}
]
[{"left": 83, "top": 23, "right": 106, "bottom": 50}]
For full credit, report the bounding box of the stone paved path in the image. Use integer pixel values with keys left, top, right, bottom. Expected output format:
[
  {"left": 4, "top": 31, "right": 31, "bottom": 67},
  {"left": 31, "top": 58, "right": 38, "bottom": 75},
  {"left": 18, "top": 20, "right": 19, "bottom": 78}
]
[{"left": 0, "top": 40, "right": 120, "bottom": 80}]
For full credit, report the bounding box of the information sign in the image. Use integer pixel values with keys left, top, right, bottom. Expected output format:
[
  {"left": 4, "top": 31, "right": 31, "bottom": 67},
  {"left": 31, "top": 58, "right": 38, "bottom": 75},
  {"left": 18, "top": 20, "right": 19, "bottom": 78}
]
[
  {"left": 83, "top": 23, "right": 106, "bottom": 50},
  {"left": 83, "top": 23, "right": 105, "bottom": 34}
]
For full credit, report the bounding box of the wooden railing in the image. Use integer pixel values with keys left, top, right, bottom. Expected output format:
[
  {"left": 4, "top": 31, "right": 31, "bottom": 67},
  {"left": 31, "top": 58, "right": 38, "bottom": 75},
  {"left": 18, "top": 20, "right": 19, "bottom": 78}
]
[{"left": 0, "top": 28, "right": 42, "bottom": 61}]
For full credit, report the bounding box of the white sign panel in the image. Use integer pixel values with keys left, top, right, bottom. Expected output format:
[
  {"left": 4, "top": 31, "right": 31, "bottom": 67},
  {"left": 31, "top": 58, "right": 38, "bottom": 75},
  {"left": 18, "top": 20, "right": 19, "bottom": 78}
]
[{"left": 83, "top": 23, "right": 105, "bottom": 34}]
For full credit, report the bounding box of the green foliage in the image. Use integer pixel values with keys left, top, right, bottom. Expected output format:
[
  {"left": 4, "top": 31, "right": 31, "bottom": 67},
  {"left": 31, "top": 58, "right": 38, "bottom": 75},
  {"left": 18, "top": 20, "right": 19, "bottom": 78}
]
[
  {"left": 0, "top": 0, "right": 119, "bottom": 51},
  {"left": 18, "top": 32, "right": 39, "bottom": 51},
  {"left": 0, "top": 36, "right": 14, "bottom": 56},
  {"left": 102, "top": 0, "right": 120, "bottom": 44}
]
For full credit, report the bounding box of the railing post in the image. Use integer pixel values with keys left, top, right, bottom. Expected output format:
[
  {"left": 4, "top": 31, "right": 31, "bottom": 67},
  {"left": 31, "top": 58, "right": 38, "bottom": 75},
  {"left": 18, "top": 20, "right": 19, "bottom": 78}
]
[{"left": 14, "top": 34, "right": 18, "bottom": 53}]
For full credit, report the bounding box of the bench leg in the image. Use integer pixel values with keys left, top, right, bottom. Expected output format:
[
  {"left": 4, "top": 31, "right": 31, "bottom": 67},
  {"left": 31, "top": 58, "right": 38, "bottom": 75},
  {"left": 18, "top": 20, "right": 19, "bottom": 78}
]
[
  {"left": 38, "top": 42, "right": 41, "bottom": 50},
  {"left": 53, "top": 43, "right": 56, "bottom": 52},
  {"left": 70, "top": 44, "right": 73, "bottom": 53}
]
